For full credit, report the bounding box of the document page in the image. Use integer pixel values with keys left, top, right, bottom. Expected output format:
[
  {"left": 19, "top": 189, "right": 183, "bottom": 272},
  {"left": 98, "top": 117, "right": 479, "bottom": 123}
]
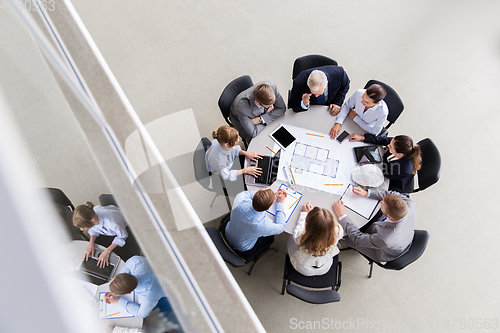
[{"left": 341, "top": 184, "right": 379, "bottom": 219}]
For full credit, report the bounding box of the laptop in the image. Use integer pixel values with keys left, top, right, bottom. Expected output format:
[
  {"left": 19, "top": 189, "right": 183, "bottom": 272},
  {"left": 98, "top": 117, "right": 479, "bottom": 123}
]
[
  {"left": 76, "top": 248, "right": 120, "bottom": 286},
  {"left": 245, "top": 150, "right": 281, "bottom": 186}
]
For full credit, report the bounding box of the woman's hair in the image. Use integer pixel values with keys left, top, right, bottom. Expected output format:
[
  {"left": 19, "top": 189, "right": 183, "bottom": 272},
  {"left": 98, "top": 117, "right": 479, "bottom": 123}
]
[
  {"left": 109, "top": 273, "right": 138, "bottom": 295},
  {"left": 73, "top": 201, "right": 96, "bottom": 230},
  {"left": 366, "top": 84, "right": 386, "bottom": 103},
  {"left": 393, "top": 135, "right": 422, "bottom": 174},
  {"left": 253, "top": 83, "right": 276, "bottom": 106},
  {"left": 252, "top": 188, "right": 275, "bottom": 212},
  {"left": 212, "top": 125, "right": 239, "bottom": 147},
  {"left": 298, "top": 207, "right": 340, "bottom": 257}
]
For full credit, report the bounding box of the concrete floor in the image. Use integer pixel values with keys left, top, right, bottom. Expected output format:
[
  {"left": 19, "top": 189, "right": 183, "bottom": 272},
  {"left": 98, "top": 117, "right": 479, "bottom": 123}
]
[{"left": 2, "top": 0, "right": 500, "bottom": 332}]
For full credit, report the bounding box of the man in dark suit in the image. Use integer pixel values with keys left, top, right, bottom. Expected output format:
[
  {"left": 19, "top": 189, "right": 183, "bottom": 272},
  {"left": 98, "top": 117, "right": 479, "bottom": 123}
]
[{"left": 289, "top": 65, "right": 350, "bottom": 115}]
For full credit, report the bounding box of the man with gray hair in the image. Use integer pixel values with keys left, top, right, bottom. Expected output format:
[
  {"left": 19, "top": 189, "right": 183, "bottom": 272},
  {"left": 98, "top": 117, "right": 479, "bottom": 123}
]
[{"left": 289, "top": 65, "right": 350, "bottom": 115}]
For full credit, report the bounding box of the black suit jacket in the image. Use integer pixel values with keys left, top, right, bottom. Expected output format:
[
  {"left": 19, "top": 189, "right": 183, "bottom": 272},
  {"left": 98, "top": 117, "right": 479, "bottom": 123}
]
[
  {"left": 290, "top": 65, "right": 350, "bottom": 112},
  {"left": 364, "top": 134, "right": 415, "bottom": 190}
]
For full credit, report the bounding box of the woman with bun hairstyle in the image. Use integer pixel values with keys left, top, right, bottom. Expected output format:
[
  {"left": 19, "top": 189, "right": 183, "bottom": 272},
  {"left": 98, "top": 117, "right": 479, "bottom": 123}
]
[
  {"left": 287, "top": 202, "right": 344, "bottom": 276},
  {"left": 349, "top": 133, "right": 422, "bottom": 191},
  {"left": 205, "top": 125, "right": 263, "bottom": 181},
  {"left": 73, "top": 202, "right": 128, "bottom": 268}
]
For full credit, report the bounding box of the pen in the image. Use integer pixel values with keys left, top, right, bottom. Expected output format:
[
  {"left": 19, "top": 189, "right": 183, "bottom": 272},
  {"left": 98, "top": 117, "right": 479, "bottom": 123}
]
[
  {"left": 324, "top": 183, "right": 343, "bottom": 186},
  {"left": 266, "top": 146, "right": 276, "bottom": 154},
  {"left": 289, "top": 196, "right": 301, "bottom": 209},
  {"left": 102, "top": 312, "right": 120, "bottom": 319},
  {"left": 306, "top": 133, "right": 324, "bottom": 138},
  {"left": 289, "top": 167, "right": 297, "bottom": 185}
]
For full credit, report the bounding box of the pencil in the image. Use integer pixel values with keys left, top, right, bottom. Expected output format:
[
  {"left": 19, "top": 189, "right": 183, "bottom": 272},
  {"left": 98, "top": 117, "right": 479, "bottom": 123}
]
[
  {"left": 324, "top": 183, "right": 343, "bottom": 186},
  {"left": 266, "top": 146, "right": 276, "bottom": 154},
  {"left": 289, "top": 196, "right": 301, "bottom": 209},
  {"left": 289, "top": 167, "right": 296, "bottom": 184},
  {"left": 306, "top": 133, "right": 324, "bottom": 138},
  {"left": 102, "top": 312, "right": 120, "bottom": 319}
]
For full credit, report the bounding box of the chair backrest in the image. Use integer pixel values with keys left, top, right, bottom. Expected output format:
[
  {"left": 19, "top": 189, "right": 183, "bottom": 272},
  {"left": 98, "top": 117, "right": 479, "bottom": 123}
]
[
  {"left": 206, "top": 227, "right": 247, "bottom": 268},
  {"left": 193, "top": 137, "right": 212, "bottom": 190},
  {"left": 218, "top": 75, "right": 254, "bottom": 125},
  {"left": 292, "top": 55, "right": 338, "bottom": 80},
  {"left": 415, "top": 138, "right": 441, "bottom": 192},
  {"left": 45, "top": 187, "right": 75, "bottom": 211},
  {"left": 283, "top": 254, "right": 341, "bottom": 304},
  {"left": 384, "top": 230, "right": 430, "bottom": 270},
  {"left": 285, "top": 254, "right": 340, "bottom": 289},
  {"left": 99, "top": 194, "right": 118, "bottom": 207},
  {"left": 364, "top": 80, "right": 404, "bottom": 128}
]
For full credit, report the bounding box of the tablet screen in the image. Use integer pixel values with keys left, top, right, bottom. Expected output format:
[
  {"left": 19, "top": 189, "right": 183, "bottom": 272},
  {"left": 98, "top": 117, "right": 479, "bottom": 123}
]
[{"left": 270, "top": 126, "right": 296, "bottom": 149}]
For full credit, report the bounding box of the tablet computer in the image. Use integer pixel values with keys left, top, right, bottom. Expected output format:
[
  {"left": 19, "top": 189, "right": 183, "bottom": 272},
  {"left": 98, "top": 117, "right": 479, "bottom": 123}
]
[{"left": 269, "top": 124, "right": 296, "bottom": 150}]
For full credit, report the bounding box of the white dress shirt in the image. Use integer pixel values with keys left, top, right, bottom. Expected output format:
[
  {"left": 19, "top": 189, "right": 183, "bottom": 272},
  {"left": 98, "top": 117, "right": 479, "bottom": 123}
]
[
  {"left": 335, "top": 89, "right": 389, "bottom": 135},
  {"left": 88, "top": 205, "right": 128, "bottom": 247}
]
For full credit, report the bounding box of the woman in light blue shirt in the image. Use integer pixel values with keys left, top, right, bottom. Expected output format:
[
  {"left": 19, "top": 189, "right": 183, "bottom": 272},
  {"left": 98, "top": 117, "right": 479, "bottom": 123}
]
[
  {"left": 329, "top": 84, "right": 389, "bottom": 139},
  {"left": 73, "top": 202, "right": 128, "bottom": 268}
]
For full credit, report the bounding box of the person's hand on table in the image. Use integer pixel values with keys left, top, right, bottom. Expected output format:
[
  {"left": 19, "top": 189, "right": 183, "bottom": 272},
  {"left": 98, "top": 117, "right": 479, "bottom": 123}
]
[
  {"left": 104, "top": 292, "right": 119, "bottom": 304},
  {"left": 332, "top": 200, "right": 345, "bottom": 216},
  {"left": 353, "top": 186, "right": 368, "bottom": 197},
  {"left": 329, "top": 123, "right": 342, "bottom": 139},
  {"left": 83, "top": 243, "right": 95, "bottom": 261},
  {"left": 244, "top": 166, "right": 262, "bottom": 177},
  {"left": 302, "top": 93, "right": 312, "bottom": 107},
  {"left": 251, "top": 117, "right": 260, "bottom": 125},
  {"left": 275, "top": 189, "right": 287, "bottom": 203},
  {"left": 302, "top": 202, "right": 313, "bottom": 213},
  {"left": 329, "top": 104, "right": 341, "bottom": 116},
  {"left": 97, "top": 249, "right": 111, "bottom": 268},
  {"left": 246, "top": 152, "right": 263, "bottom": 161},
  {"left": 348, "top": 108, "right": 357, "bottom": 120},
  {"left": 349, "top": 133, "right": 365, "bottom": 142}
]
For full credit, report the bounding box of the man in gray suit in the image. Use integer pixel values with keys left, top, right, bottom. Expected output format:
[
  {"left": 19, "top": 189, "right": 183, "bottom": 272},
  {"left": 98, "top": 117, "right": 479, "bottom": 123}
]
[
  {"left": 332, "top": 187, "right": 416, "bottom": 262},
  {"left": 229, "top": 81, "right": 286, "bottom": 143}
]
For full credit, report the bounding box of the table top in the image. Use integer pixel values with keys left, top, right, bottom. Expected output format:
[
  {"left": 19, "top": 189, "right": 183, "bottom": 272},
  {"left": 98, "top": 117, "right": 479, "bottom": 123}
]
[{"left": 246, "top": 105, "right": 388, "bottom": 233}]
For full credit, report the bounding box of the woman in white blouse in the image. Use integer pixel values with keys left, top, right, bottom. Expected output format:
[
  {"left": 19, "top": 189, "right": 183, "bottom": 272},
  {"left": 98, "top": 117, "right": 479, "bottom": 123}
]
[{"left": 287, "top": 202, "right": 344, "bottom": 276}]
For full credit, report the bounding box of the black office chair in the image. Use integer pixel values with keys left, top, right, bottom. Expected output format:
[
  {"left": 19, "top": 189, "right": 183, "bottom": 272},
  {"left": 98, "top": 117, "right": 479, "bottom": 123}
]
[
  {"left": 289, "top": 55, "right": 338, "bottom": 108},
  {"left": 96, "top": 193, "right": 142, "bottom": 260},
  {"left": 364, "top": 80, "right": 404, "bottom": 136},
  {"left": 357, "top": 230, "right": 430, "bottom": 278},
  {"left": 193, "top": 137, "right": 232, "bottom": 210},
  {"left": 206, "top": 213, "right": 272, "bottom": 275},
  {"left": 218, "top": 75, "right": 254, "bottom": 127},
  {"left": 291, "top": 54, "right": 338, "bottom": 80},
  {"left": 44, "top": 187, "right": 89, "bottom": 241},
  {"left": 398, "top": 138, "right": 441, "bottom": 194},
  {"left": 281, "top": 254, "right": 342, "bottom": 304}
]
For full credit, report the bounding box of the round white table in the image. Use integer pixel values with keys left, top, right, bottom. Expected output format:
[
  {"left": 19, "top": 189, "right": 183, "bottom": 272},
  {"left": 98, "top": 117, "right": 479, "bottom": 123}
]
[{"left": 246, "top": 105, "right": 388, "bottom": 233}]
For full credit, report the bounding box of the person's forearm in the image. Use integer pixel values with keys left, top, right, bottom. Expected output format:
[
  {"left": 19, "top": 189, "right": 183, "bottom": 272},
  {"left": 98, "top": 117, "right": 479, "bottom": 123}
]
[
  {"left": 106, "top": 243, "right": 119, "bottom": 252},
  {"left": 89, "top": 235, "right": 97, "bottom": 244}
]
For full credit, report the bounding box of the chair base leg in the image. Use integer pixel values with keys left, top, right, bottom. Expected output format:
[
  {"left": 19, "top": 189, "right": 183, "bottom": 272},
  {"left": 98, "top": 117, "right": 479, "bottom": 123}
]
[
  {"left": 368, "top": 262, "right": 374, "bottom": 278},
  {"left": 281, "top": 279, "right": 286, "bottom": 295},
  {"left": 210, "top": 193, "right": 218, "bottom": 207},
  {"left": 247, "top": 261, "right": 256, "bottom": 276}
]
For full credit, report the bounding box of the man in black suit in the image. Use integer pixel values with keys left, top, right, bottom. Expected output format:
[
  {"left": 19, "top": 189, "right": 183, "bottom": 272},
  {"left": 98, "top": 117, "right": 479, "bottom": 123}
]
[{"left": 289, "top": 65, "right": 350, "bottom": 115}]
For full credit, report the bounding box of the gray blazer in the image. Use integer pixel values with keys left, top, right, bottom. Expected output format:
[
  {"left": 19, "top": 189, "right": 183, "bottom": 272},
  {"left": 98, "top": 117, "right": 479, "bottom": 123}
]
[
  {"left": 229, "top": 81, "right": 286, "bottom": 142},
  {"left": 339, "top": 189, "right": 417, "bottom": 262}
]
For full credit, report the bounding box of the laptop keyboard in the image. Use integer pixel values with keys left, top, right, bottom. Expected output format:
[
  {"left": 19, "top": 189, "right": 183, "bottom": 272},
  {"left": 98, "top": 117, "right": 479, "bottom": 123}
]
[
  {"left": 255, "top": 156, "right": 271, "bottom": 184},
  {"left": 80, "top": 257, "right": 115, "bottom": 280}
]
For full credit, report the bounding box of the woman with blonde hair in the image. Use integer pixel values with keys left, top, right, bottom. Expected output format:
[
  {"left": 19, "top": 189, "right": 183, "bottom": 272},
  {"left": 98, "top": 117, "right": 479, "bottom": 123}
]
[
  {"left": 73, "top": 202, "right": 128, "bottom": 268},
  {"left": 287, "top": 202, "right": 344, "bottom": 276},
  {"left": 205, "top": 125, "right": 263, "bottom": 181}
]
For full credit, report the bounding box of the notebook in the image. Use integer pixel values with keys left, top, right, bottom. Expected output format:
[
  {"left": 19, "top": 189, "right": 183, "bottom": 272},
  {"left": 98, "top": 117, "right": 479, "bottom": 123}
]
[
  {"left": 77, "top": 248, "right": 120, "bottom": 285},
  {"left": 245, "top": 150, "right": 280, "bottom": 186}
]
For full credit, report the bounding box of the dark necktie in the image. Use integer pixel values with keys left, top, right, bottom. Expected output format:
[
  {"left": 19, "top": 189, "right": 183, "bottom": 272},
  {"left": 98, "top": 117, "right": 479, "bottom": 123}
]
[{"left": 316, "top": 94, "right": 325, "bottom": 105}]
